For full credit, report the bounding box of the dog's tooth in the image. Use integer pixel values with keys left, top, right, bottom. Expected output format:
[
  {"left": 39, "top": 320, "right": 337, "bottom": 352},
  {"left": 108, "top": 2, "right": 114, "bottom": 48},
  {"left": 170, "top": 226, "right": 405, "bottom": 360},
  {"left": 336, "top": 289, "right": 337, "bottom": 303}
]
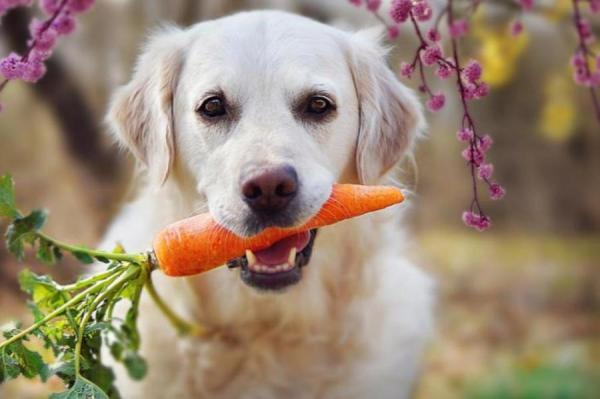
[
  {"left": 246, "top": 250, "right": 257, "bottom": 267},
  {"left": 288, "top": 247, "right": 297, "bottom": 265}
]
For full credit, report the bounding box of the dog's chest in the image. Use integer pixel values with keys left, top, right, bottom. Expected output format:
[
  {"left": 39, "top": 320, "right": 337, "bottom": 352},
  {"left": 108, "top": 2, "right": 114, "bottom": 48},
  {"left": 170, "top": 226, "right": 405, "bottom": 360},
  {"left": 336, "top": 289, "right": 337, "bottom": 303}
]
[{"left": 175, "top": 317, "right": 365, "bottom": 398}]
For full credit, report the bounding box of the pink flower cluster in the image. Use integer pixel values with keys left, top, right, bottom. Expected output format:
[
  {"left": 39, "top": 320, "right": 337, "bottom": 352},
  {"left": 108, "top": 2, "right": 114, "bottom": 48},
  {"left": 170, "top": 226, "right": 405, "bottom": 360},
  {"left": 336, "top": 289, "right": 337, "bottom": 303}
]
[
  {"left": 0, "top": 0, "right": 94, "bottom": 86},
  {"left": 349, "top": 0, "right": 503, "bottom": 231},
  {"left": 570, "top": 0, "right": 600, "bottom": 122}
]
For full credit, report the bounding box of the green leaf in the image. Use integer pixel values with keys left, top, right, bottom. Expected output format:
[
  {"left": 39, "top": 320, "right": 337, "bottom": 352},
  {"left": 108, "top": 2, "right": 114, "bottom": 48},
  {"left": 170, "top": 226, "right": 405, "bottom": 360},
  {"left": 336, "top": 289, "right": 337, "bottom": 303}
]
[
  {"left": 18, "top": 269, "right": 67, "bottom": 312},
  {"left": 37, "top": 238, "right": 58, "bottom": 264},
  {"left": 82, "top": 363, "right": 116, "bottom": 394},
  {"left": 5, "top": 209, "right": 47, "bottom": 260},
  {"left": 95, "top": 256, "right": 110, "bottom": 264},
  {"left": 0, "top": 347, "right": 21, "bottom": 383},
  {"left": 73, "top": 251, "right": 95, "bottom": 264},
  {"left": 4, "top": 337, "right": 47, "bottom": 380},
  {"left": 0, "top": 174, "right": 19, "bottom": 219},
  {"left": 50, "top": 376, "right": 109, "bottom": 399},
  {"left": 123, "top": 353, "right": 147, "bottom": 380}
]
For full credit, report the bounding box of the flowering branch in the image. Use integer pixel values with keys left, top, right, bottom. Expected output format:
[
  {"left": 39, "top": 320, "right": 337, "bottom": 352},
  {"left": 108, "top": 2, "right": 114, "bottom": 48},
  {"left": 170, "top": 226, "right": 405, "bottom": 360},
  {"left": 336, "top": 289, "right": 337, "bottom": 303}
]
[
  {"left": 570, "top": 0, "right": 600, "bottom": 123},
  {"left": 352, "top": 0, "right": 505, "bottom": 231},
  {"left": 0, "top": 0, "right": 95, "bottom": 105}
]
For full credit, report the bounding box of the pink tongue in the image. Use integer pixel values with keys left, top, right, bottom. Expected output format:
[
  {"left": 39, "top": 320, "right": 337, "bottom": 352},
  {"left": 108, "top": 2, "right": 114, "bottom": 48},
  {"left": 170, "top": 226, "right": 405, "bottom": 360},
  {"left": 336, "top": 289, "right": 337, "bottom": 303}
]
[{"left": 254, "top": 231, "right": 311, "bottom": 266}]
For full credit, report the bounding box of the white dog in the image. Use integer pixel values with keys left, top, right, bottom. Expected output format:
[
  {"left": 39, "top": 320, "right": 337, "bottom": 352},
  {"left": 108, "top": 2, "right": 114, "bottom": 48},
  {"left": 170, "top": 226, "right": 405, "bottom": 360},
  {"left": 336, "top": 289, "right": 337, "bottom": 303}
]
[{"left": 102, "top": 10, "right": 434, "bottom": 399}]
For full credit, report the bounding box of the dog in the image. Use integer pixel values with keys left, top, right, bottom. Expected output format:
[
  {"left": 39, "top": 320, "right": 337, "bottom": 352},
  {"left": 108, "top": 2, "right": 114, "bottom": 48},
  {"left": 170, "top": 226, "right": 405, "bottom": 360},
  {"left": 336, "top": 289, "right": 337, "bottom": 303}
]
[{"left": 101, "top": 10, "right": 434, "bottom": 399}]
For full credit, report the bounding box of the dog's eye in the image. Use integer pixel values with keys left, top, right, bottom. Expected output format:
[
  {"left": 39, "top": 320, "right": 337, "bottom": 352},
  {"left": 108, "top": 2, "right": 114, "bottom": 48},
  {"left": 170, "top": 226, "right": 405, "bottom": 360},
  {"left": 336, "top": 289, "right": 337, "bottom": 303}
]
[
  {"left": 306, "top": 96, "right": 333, "bottom": 115},
  {"left": 198, "top": 96, "right": 226, "bottom": 118}
]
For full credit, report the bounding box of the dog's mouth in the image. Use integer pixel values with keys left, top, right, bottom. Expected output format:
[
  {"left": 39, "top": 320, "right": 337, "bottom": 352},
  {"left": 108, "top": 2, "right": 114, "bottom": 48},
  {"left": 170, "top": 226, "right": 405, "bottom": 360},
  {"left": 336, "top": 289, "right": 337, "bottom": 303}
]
[{"left": 227, "top": 229, "right": 317, "bottom": 291}]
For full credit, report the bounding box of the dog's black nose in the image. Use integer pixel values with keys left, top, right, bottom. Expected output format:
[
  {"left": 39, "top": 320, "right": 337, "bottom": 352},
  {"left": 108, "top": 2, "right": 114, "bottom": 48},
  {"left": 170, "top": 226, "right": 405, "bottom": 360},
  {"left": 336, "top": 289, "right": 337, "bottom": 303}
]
[{"left": 241, "top": 165, "right": 298, "bottom": 213}]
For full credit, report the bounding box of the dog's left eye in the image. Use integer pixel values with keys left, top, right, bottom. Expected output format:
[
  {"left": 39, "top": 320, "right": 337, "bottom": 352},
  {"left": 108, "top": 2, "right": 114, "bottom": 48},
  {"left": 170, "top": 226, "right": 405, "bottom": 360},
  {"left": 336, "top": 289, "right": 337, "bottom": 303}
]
[
  {"left": 197, "top": 96, "right": 227, "bottom": 118},
  {"left": 305, "top": 96, "right": 333, "bottom": 115}
]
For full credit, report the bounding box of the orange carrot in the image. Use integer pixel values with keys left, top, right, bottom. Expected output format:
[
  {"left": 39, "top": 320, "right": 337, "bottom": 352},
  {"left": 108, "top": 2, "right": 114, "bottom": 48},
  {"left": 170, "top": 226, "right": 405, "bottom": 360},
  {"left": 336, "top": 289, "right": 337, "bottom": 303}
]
[{"left": 153, "top": 184, "right": 404, "bottom": 277}]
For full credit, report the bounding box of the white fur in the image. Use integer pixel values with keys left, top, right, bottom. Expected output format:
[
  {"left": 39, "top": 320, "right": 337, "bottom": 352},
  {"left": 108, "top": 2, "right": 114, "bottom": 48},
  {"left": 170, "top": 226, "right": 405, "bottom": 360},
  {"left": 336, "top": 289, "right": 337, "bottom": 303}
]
[{"left": 102, "top": 11, "right": 434, "bottom": 399}]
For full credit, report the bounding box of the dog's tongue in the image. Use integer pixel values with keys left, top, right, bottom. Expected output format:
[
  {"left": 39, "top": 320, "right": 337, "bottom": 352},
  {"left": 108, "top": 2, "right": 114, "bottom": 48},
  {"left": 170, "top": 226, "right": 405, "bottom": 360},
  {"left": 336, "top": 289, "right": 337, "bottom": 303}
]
[{"left": 254, "top": 231, "right": 311, "bottom": 266}]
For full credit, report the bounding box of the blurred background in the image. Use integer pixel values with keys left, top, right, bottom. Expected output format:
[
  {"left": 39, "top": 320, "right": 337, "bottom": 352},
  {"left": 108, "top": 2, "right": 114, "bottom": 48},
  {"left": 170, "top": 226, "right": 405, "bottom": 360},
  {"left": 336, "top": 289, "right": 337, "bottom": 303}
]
[{"left": 0, "top": 0, "right": 599, "bottom": 398}]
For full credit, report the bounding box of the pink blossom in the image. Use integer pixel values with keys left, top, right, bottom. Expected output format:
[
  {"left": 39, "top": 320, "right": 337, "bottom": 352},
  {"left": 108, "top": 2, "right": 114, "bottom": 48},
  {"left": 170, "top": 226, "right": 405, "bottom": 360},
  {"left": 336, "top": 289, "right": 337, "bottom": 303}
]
[
  {"left": 489, "top": 183, "right": 506, "bottom": 200},
  {"left": 479, "top": 134, "right": 493, "bottom": 152},
  {"left": 387, "top": 25, "right": 400, "bottom": 39},
  {"left": 412, "top": 0, "right": 432, "bottom": 22},
  {"left": 462, "top": 60, "right": 482, "bottom": 83},
  {"left": 0, "top": 52, "right": 27, "bottom": 80},
  {"left": 436, "top": 63, "right": 451, "bottom": 79},
  {"left": 400, "top": 61, "right": 414, "bottom": 78},
  {"left": 576, "top": 19, "right": 594, "bottom": 44},
  {"left": 40, "top": 0, "right": 61, "bottom": 15},
  {"left": 420, "top": 45, "right": 442, "bottom": 66},
  {"left": 390, "top": 0, "right": 412, "bottom": 23},
  {"left": 477, "top": 163, "right": 494, "bottom": 180},
  {"left": 365, "top": 0, "right": 381, "bottom": 11},
  {"left": 68, "top": 0, "right": 95, "bottom": 13},
  {"left": 52, "top": 12, "right": 76, "bottom": 35},
  {"left": 519, "top": 0, "right": 534, "bottom": 11},
  {"left": 474, "top": 82, "right": 489, "bottom": 98},
  {"left": 427, "top": 28, "right": 441, "bottom": 42},
  {"left": 29, "top": 19, "right": 58, "bottom": 52},
  {"left": 22, "top": 59, "right": 46, "bottom": 82},
  {"left": 571, "top": 53, "right": 586, "bottom": 68},
  {"left": 462, "top": 145, "right": 484, "bottom": 166},
  {"left": 510, "top": 20, "right": 524, "bottom": 36},
  {"left": 591, "top": 0, "right": 600, "bottom": 13},
  {"left": 348, "top": 0, "right": 362, "bottom": 6},
  {"left": 449, "top": 19, "right": 469, "bottom": 39},
  {"left": 457, "top": 127, "right": 474, "bottom": 142},
  {"left": 427, "top": 93, "right": 445, "bottom": 112},
  {"left": 462, "top": 211, "right": 491, "bottom": 231}
]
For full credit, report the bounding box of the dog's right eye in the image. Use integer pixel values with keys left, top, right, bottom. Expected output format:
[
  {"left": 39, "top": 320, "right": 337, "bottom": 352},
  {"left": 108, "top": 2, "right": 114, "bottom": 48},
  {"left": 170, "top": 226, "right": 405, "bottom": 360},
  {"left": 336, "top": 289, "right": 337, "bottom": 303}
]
[{"left": 197, "top": 96, "right": 227, "bottom": 118}]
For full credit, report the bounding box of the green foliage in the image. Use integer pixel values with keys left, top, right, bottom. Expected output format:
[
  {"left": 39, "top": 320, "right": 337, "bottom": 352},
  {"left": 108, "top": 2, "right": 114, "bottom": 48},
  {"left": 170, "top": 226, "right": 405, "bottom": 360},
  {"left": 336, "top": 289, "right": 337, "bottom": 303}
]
[
  {"left": 0, "top": 174, "right": 154, "bottom": 398},
  {"left": 466, "top": 365, "right": 600, "bottom": 399},
  {"left": 49, "top": 376, "right": 109, "bottom": 399},
  {"left": 0, "top": 174, "right": 19, "bottom": 219}
]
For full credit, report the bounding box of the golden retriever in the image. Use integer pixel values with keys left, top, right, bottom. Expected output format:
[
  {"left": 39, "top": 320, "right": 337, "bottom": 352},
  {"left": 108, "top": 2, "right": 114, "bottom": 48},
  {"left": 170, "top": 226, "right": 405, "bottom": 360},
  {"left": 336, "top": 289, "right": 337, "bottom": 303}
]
[{"left": 101, "top": 10, "right": 434, "bottom": 399}]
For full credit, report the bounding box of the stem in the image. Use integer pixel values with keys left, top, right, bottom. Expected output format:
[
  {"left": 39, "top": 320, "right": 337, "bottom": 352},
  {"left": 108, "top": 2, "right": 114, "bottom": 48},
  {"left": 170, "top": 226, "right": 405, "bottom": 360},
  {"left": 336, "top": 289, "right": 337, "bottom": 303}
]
[
  {"left": 60, "top": 266, "right": 127, "bottom": 291},
  {"left": 74, "top": 266, "right": 136, "bottom": 376},
  {"left": 0, "top": 278, "right": 108, "bottom": 349},
  {"left": 37, "top": 232, "right": 147, "bottom": 264},
  {"left": 144, "top": 274, "right": 205, "bottom": 337},
  {"left": 448, "top": 0, "right": 486, "bottom": 216}
]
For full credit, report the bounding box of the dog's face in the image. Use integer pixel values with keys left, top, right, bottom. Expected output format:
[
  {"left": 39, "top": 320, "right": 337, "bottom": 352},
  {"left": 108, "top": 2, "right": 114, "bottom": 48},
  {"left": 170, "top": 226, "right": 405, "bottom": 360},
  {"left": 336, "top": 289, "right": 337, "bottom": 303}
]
[{"left": 109, "top": 11, "right": 423, "bottom": 292}]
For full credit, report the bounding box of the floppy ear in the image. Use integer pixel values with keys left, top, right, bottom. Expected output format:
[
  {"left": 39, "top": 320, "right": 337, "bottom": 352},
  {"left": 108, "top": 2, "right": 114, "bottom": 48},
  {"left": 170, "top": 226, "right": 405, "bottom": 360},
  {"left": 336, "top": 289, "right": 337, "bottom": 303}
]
[
  {"left": 107, "top": 27, "right": 187, "bottom": 186},
  {"left": 347, "top": 29, "right": 425, "bottom": 184}
]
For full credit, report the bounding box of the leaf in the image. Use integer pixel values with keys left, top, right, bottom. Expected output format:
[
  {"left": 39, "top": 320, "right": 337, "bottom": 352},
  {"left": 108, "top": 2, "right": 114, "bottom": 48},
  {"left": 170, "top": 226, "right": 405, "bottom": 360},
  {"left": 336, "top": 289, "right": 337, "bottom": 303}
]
[
  {"left": 123, "top": 353, "right": 147, "bottom": 380},
  {"left": 82, "top": 363, "right": 116, "bottom": 394},
  {"left": 5, "top": 209, "right": 47, "bottom": 260},
  {"left": 83, "top": 323, "right": 112, "bottom": 336},
  {"left": 2, "top": 336, "right": 48, "bottom": 380},
  {"left": 49, "top": 376, "right": 109, "bottom": 399},
  {"left": 0, "top": 174, "right": 20, "bottom": 219},
  {"left": 18, "top": 269, "right": 67, "bottom": 312},
  {"left": 0, "top": 347, "right": 21, "bottom": 383},
  {"left": 37, "top": 238, "right": 58, "bottom": 264},
  {"left": 94, "top": 256, "right": 110, "bottom": 264},
  {"left": 73, "top": 251, "right": 95, "bottom": 264}
]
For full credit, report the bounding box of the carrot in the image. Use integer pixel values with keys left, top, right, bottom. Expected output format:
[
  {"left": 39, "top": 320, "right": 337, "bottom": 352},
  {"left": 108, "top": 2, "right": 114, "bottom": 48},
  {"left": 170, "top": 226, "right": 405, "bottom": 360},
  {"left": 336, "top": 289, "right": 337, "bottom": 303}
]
[{"left": 153, "top": 184, "right": 404, "bottom": 277}]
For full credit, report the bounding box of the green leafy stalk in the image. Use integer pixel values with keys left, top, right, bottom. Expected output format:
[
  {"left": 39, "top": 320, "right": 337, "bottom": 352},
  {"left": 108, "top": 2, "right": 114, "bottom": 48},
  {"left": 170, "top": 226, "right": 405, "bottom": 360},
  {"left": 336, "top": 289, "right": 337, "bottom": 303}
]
[{"left": 0, "top": 174, "right": 203, "bottom": 398}]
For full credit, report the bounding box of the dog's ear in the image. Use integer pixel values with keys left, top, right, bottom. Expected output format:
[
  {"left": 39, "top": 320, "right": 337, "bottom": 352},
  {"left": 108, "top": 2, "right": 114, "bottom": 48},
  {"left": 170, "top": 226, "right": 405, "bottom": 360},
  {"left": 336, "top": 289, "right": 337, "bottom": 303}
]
[
  {"left": 107, "top": 27, "right": 187, "bottom": 186},
  {"left": 347, "top": 28, "right": 425, "bottom": 184}
]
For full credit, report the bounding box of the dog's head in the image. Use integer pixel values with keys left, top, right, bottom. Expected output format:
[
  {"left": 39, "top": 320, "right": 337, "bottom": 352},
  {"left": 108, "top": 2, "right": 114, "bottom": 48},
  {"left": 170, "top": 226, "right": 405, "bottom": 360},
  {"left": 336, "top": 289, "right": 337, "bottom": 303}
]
[{"left": 108, "top": 11, "right": 423, "bottom": 292}]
